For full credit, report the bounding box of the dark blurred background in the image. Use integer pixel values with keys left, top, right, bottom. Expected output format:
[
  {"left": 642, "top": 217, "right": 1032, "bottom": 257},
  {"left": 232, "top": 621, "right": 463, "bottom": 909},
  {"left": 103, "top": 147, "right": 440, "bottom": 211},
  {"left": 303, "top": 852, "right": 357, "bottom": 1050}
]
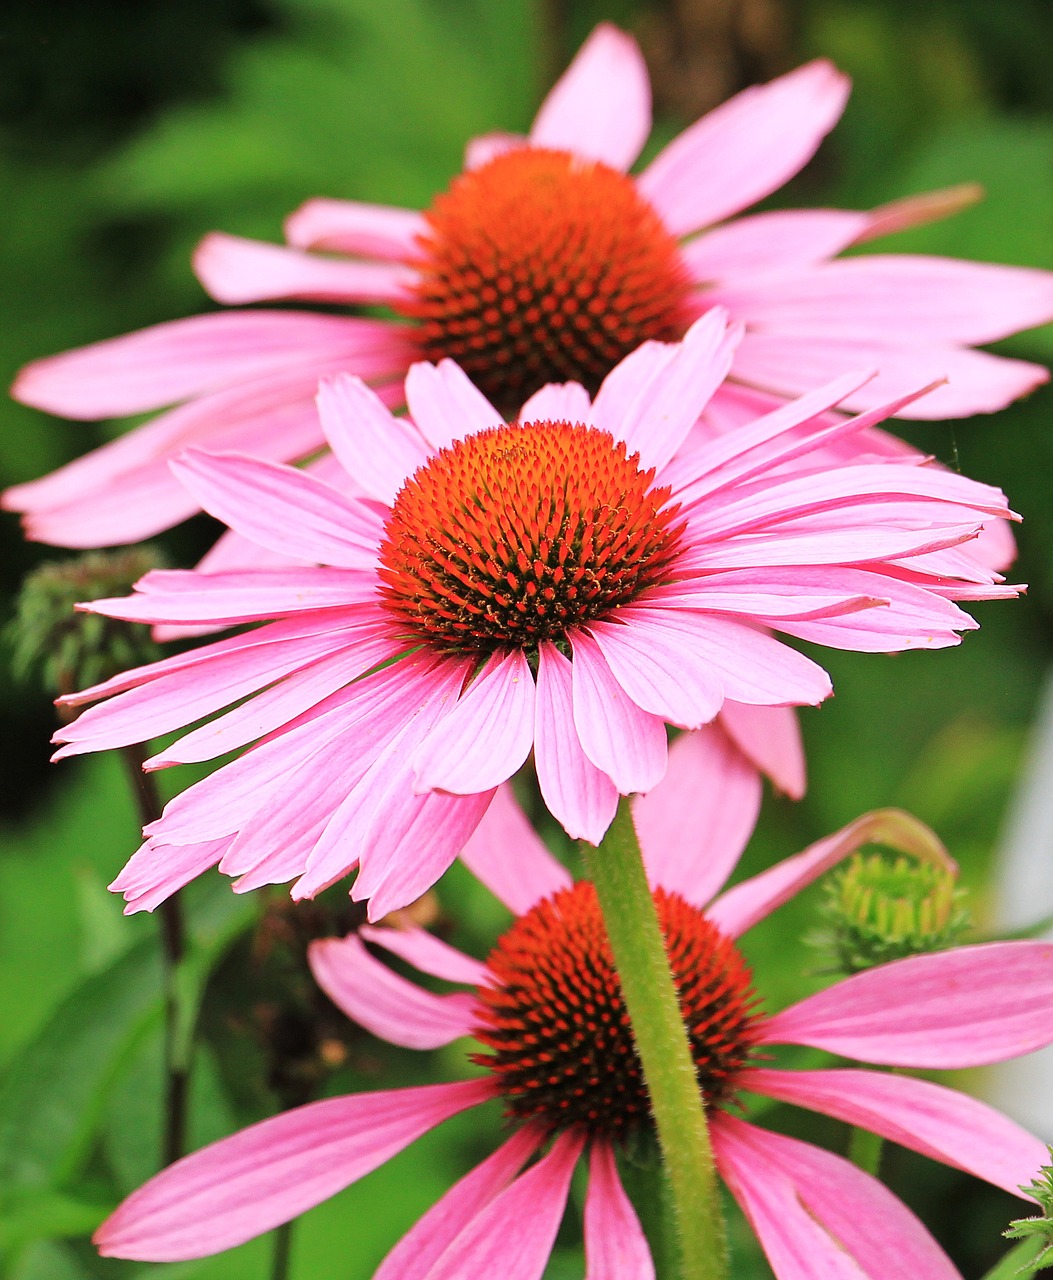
[{"left": 1, "top": 2, "right": 1052, "bottom": 1276}]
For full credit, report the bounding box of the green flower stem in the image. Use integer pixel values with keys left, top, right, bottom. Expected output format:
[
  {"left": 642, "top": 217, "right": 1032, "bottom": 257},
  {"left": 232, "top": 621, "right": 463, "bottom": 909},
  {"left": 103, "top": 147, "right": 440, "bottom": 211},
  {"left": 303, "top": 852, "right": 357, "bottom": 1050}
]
[
  {"left": 848, "top": 1125, "right": 884, "bottom": 1177},
  {"left": 121, "top": 743, "right": 188, "bottom": 1167},
  {"left": 583, "top": 796, "right": 728, "bottom": 1280}
]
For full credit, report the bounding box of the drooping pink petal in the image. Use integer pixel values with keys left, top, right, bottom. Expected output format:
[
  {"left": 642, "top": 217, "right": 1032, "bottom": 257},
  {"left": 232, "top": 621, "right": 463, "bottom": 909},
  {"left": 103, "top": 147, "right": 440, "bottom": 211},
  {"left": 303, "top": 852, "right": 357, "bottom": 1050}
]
[
  {"left": 316, "top": 373, "right": 428, "bottom": 505},
  {"left": 373, "top": 1128, "right": 543, "bottom": 1280},
  {"left": 713, "top": 1113, "right": 961, "bottom": 1280},
  {"left": 743, "top": 1067, "right": 1048, "bottom": 1197},
  {"left": 519, "top": 381, "right": 593, "bottom": 423},
  {"left": 284, "top": 198, "right": 426, "bottom": 257},
  {"left": 529, "top": 24, "right": 650, "bottom": 172},
  {"left": 424, "top": 1130, "right": 585, "bottom": 1280},
  {"left": 638, "top": 60, "right": 850, "bottom": 236},
  {"left": 683, "top": 210, "right": 871, "bottom": 282},
  {"left": 404, "top": 358, "right": 503, "bottom": 451},
  {"left": 568, "top": 630, "right": 667, "bottom": 795},
  {"left": 109, "top": 837, "right": 230, "bottom": 914},
  {"left": 760, "top": 941, "right": 1053, "bottom": 1068},
  {"left": 308, "top": 935, "right": 479, "bottom": 1049},
  {"left": 94, "top": 1078, "right": 495, "bottom": 1262},
  {"left": 717, "top": 702, "right": 806, "bottom": 799},
  {"left": 633, "top": 726, "right": 761, "bottom": 906},
  {"left": 412, "top": 649, "right": 536, "bottom": 794},
  {"left": 170, "top": 450, "right": 383, "bottom": 568},
  {"left": 584, "top": 1139, "right": 655, "bottom": 1280},
  {"left": 709, "top": 808, "right": 950, "bottom": 937},
  {"left": 193, "top": 232, "right": 416, "bottom": 306},
  {"left": 359, "top": 924, "right": 490, "bottom": 987},
  {"left": 458, "top": 782, "right": 572, "bottom": 917}
]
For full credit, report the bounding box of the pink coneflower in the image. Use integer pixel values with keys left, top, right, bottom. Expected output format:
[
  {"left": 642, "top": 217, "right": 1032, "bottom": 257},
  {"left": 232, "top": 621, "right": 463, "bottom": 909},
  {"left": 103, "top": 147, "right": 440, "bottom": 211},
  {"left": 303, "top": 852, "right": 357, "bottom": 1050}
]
[
  {"left": 51, "top": 314, "right": 1018, "bottom": 918},
  {"left": 93, "top": 732, "right": 1053, "bottom": 1279},
  {"left": 8, "top": 23, "right": 1053, "bottom": 548}
]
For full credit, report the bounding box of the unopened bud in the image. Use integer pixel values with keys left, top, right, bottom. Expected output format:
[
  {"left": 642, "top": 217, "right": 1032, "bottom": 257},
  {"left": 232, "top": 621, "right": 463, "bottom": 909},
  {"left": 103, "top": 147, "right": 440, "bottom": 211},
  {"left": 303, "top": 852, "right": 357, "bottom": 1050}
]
[{"left": 1004, "top": 1151, "right": 1053, "bottom": 1274}]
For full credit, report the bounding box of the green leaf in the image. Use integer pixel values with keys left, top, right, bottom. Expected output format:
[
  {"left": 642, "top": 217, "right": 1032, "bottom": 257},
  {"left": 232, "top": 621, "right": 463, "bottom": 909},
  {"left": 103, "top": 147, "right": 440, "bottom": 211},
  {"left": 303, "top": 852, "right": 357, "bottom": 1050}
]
[{"left": 0, "top": 1189, "right": 108, "bottom": 1250}]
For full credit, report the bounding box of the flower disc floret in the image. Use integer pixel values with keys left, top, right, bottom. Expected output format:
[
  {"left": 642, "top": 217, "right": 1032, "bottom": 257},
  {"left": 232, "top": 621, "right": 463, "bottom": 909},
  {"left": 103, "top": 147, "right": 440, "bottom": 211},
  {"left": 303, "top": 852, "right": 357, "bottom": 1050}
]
[
  {"left": 472, "top": 881, "right": 761, "bottom": 1136},
  {"left": 405, "top": 148, "right": 692, "bottom": 411},
  {"left": 377, "top": 419, "right": 686, "bottom": 654}
]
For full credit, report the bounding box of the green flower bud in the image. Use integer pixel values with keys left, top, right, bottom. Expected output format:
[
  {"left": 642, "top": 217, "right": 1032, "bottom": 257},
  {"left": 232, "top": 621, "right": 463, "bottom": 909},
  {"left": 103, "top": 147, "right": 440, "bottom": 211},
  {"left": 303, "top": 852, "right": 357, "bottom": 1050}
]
[{"left": 1005, "top": 1151, "right": 1053, "bottom": 1273}]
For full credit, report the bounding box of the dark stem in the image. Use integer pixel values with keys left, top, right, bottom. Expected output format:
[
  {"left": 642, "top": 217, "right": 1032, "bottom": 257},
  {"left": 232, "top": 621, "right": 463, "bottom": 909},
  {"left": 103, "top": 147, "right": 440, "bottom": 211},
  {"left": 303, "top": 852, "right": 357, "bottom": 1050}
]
[
  {"left": 271, "top": 1220, "right": 294, "bottom": 1280},
  {"left": 120, "top": 743, "right": 188, "bottom": 1167}
]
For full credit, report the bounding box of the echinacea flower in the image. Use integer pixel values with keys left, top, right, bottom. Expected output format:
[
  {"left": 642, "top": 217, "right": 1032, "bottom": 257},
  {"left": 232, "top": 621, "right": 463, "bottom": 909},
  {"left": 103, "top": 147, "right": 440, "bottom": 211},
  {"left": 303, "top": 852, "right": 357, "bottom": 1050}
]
[
  {"left": 51, "top": 314, "right": 1018, "bottom": 918},
  {"left": 93, "top": 730, "right": 1053, "bottom": 1279},
  {"left": 8, "top": 23, "right": 1053, "bottom": 549}
]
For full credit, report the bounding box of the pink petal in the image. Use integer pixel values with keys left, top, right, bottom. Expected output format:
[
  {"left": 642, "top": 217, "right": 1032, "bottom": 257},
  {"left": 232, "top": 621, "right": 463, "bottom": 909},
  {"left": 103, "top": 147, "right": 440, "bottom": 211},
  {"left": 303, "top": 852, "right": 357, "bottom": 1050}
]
[
  {"left": 374, "top": 1128, "right": 543, "bottom": 1280},
  {"left": 11, "top": 311, "right": 400, "bottom": 419},
  {"left": 856, "top": 183, "right": 984, "bottom": 243},
  {"left": 424, "top": 1130, "right": 584, "bottom": 1280},
  {"left": 683, "top": 209, "right": 871, "bottom": 282},
  {"left": 316, "top": 373, "right": 427, "bottom": 505},
  {"left": 533, "top": 643, "right": 618, "bottom": 845},
  {"left": 718, "top": 701, "right": 806, "bottom": 799},
  {"left": 464, "top": 131, "right": 525, "bottom": 170},
  {"left": 110, "top": 837, "right": 230, "bottom": 914},
  {"left": 709, "top": 808, "right": 950, "bottom": 938},
  {"left": 569, "top": 630, "right": 667, "bottom": 795},
  {"left": 412, "top": 649, "right": 536, "bottom": 794},
  {"left": 193, "top": 232, "right": 415, "bottom": 305},
  {"left": 584, "top": 1139, "right": 655, "bottom": 1280},
  {"left": 713, "top": 1113, "right": 961, "bottom": 1280},
  {"left": 519, "top": 381, "right": 593, "bottom": 423},
  {"left": 358, "top": 924, "right": 489, "bottom": 987},
  {"left": 529, "top": 24, "right": 651, "bottom": 172},
  {"left": 633, "top": 726, "right": 760, "bottom": 906},
  {"left": 404, "top": 358, "right": 503, "bottom": 451},
  {"left": 761, "top": 941, "right": 1053, "bottom": 1067},
  {"left": 283, "top": 198, "right": 426, "bottom": 257},
  {"left": 458, "top": 782, "right": 572, "bottom": 917},
  {"left": 638, "top": 60, "right": 850, "bottom": 236},
  {"left": 743, "top": 1067, "right": 1048, "bottom": 1197},
  {"left": 308, "top": 935, "right": 479, "bottom": 1049},
  {"left": 94, "top": 1078, "right": 494, "bottom": 1261},
  {"left": 171, "top": 449, "right": 383, "bottom": 568}
]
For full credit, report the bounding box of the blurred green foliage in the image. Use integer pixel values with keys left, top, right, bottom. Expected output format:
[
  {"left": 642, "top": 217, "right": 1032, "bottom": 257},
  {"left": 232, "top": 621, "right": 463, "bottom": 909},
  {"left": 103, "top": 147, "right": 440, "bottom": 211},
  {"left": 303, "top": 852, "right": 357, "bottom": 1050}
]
[{"left": 2, "top": 0, "right": 1052, "bottom": 1276}]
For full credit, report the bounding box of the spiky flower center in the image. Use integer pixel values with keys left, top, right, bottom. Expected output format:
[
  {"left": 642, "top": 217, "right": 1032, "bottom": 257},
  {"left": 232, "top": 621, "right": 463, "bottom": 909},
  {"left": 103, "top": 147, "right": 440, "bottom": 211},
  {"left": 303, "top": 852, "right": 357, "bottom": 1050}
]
[
  {"left": 376, "top": 420, "right": 686, "bottom": 654},
  {"left": 403, "top": 148, "right": 692, "bottom": 413},
  {"left": 472, "top": 882, "right": 761, "bottom": 1138}
]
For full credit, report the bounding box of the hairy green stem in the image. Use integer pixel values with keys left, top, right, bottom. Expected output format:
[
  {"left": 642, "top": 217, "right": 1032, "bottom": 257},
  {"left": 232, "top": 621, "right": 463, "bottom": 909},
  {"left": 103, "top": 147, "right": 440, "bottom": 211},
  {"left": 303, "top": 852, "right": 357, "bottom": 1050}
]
[{"left": 583, "top": 797, "right": 728, "bottom": 1280}]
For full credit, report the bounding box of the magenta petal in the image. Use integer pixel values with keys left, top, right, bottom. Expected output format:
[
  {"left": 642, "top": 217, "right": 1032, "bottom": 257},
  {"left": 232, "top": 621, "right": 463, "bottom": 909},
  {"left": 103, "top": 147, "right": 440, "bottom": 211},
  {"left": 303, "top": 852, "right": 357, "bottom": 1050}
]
[
  {"left": 283, "top": 197, "right": 425, "bottom": 257},
  {"left": 584, "top": 1140, "right": 655, "bottom": 1280},
  {"left": 633, "top": 726, "right": 760, "bottom": 906},
  {"left": 425, "top": 1130, "right": 584, "bottom": 1280},
  {"left": 317, "top": 373, "right": 427, "bottom": 505},
  {"left": 684, "top": 209, "right": 871, "bottom": 282},
  {"left": 713, "top": 1113, "right": 961, "bottom": 1280},
  {"left": 709, "top": 809, "right": 949, "bottom": 938},
  {"left": 404, "top": 358, "right": 502, "bottom": 451},
  {"left": 94, "top": 1078, "right": 494, "bottom": 1261},
  {"left": 718, "top": 702, "right": 805, "bottom": 799},
  {"left": 459, "top": 782, "right": 572, "bottom": 917},
  {"left": 110, "top": 837, "right": 230, "bottom": 913},
  {"left": 529, "top": 24, "right": 650, "bottom": 172},
  {"left": 464, "top": 131, "right": 525, "bottom": 170},
  {"left": 374, "top": 1128, "right": 542, "bottom": 1280},
  {"left": 308, "top": 935, "right": 479, "bottom": 1049},
  {"left": 359, "top": 924, "right": 490, "bottom": 987},
  {"left": 519, "top": 381, "right": 594, "bottom": 423},
  {"left": 760, "top": 941, "right": 1053, "bottom": 1068},
  {"left": 743, "top": 1067, "right": 1048, "bottom": 1197}
]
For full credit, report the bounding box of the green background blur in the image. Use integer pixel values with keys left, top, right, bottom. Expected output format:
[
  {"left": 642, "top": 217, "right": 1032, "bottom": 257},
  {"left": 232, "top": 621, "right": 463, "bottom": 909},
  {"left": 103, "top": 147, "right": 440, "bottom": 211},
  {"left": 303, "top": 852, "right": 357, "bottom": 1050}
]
[{"left": 2, "top": 1, "right": 1053, "bottom": 1276}]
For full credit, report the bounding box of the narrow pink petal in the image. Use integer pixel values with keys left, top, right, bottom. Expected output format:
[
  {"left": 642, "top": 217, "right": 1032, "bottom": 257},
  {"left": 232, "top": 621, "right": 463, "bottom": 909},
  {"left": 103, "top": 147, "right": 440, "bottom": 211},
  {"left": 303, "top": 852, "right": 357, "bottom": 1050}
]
[
  {"left": 529, "top": 24, "right": 650, "bottom": 171},
  {"left": 404, "top": 358, "right": 503, "bottom": 451},
  {"left": 709, "top": 256, "right": 1053, "bottom": 346},
  {"left": 316, "top": 373, "right": 427, "bottom": 505},
  {"left": 569, "top": 630, "right": 667, "bottom": 795},
  {"left": 10, "top": 311, "right": 400, "bottom": 419},
  {"left": 193, "top": 232, "right": 415, "bottom": 305},
  {"left": 709, "top": 808, "right": 950, "bottom": 938},
  {"left": 633, "top": 726, "right": 760, "bottom": 906},
  {"left": 425, "top": 1130, "right": 584, "bottom": 1280},
  {"left": 109, "top": 837, "right": 229, "bottom": 914},
  {"left": 94, "top": 1078, "right": 494, "bottom": 1262},
  {"left": 464, "top": 131, "right": 525, "bottom": 170},
  {"left": 412, "top": 649, "right": 536, "bottom": 794},
  {"left": 683, "top": 209, "right": 871, "bottom": 282},
  {"left": 855, "top": 183, "right": 984, "bottom": 243},
  {"left": 743, "top": 1067, "right": 1048, "bottom": 1197},
  {"left": 308, "top": 935, "right": 478, "bottom": 1049},
  {"left": 534, "top": 643, "right": 618, "bottom": 845},
  {"left": 359, "top": 924, "right": 490, "bottom": 987},
  {"left": 171, "top": 450, "right": 382, "bottom": 568},
  {"left": 638, "top": 61, "right": 850, "bottom": 236},
  {"left": 760, "top": 941, "right": 1053, "bottom": 1068},
  {"left": 519, "top": 381, "right": 593, "bottom": 423},
  {"left": 374, "top": 1128, "right": 542, "bottom": 1280},
  {"left": 718, "top": 701, "right": 806, "bottom": 799},
  {"left": 458, "top": 782, "right": 572, "bottom": 917},
  {"left": 713, "top": 1114, "right": 961, "bottom": 1280},
  {"left": 585, "top": 1139, "right": 655, "bottom": 1280},
  {"left": 284, "top": 197, "right": 425, "bottom": 257}
]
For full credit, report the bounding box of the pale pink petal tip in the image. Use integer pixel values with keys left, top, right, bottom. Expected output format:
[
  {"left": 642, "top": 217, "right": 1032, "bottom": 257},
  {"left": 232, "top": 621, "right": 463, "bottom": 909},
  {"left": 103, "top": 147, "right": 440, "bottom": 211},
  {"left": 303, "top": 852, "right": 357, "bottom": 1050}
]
[{"left": 858, "top": 182, "right": 985, "bottom": 243}]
